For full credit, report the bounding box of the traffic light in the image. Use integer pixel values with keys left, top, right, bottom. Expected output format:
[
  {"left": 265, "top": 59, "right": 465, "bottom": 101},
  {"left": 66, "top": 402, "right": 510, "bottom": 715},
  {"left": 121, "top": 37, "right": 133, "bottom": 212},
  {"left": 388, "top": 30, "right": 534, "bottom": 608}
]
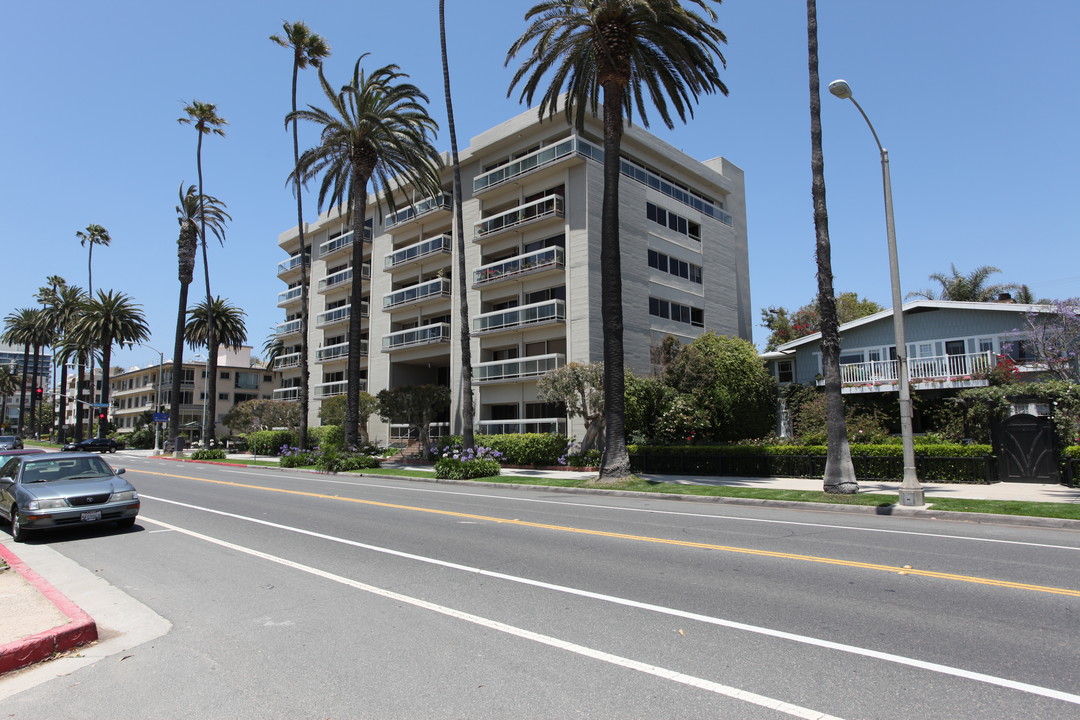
[
  {"left": 34, "top": 387, "right": 43, "bottom": 398},
  {"left": 98, "top": 411, "right": 107, "bottom": 421}
]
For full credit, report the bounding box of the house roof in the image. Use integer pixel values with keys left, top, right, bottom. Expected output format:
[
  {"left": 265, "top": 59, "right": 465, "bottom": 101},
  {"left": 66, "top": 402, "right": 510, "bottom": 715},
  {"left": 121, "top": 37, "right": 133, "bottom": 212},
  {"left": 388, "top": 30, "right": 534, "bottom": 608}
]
[{"left": 774, "top": 300, "right": 1048, "bottom": 352}]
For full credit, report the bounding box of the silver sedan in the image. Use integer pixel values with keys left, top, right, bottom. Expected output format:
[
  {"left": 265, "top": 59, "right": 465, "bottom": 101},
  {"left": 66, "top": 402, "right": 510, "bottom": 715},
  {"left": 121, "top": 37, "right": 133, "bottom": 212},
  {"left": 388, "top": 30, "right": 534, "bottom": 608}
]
[{"left": 0, "top": 452, "right": 140, "bottom": 542}]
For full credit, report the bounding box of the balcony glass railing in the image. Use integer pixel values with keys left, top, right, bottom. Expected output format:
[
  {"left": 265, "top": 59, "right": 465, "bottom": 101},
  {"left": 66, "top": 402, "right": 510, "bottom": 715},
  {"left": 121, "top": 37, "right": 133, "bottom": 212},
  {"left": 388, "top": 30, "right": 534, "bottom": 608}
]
[
  {"left": 384, "top": 194, "right": 452, "bottom": 230},
  {"left": 474, "top": 354, "right": 564, "bottom": 383},
  {"left": 384, "top": 233, "right": 452, "bottom": 269},
  {"left": 315, "top": 341, "right": 367, "bottom": 363},
  {"left": 389, "top": 422, "right": 451, "bottom": 441},
  {"left": 275, "top": 319, "right": 302, "bottom": 336},
  {"left": 314, "top": 380, "right": 357, "bottom": 399},
  {"left": 382, "top": 322, "right": 452, "bottom": 351},
  {"left": 474, "top": 300, "right": 565, "bottom": 334},
  {"left": 277, "top": 286, "right": 302, "bottom": 305},
  {"left": 383, "top": 278, "right": 452, "bottom": 309},
  {"left": 318, "top": 227, "right": 372, "bottom": 258},
  {"left": 272, "top": 387, "right": 301, "bottom": 401},
  {"left": 474, "top": 195, "right": 563, "bottom": 239},
  {"left": 276, "top": 254, "right": 309, "bottom": 276},
  {"left": 478, "top": 418, "right": 566, "bottom": 435},
  {"left": 473, "top": 247, "right": 564, "bottom": 286},
  {"left": 273, "top": 352, "right": 301, "bottom": 371},
  {"left": 316, "top": 302, "right": 368, "bottom": 327},
  {"left": 473, "top": 137, "right": 581, "bottom": 193},
  {"left": 318, "top": 264, "right": 370, "bottom": 292}
]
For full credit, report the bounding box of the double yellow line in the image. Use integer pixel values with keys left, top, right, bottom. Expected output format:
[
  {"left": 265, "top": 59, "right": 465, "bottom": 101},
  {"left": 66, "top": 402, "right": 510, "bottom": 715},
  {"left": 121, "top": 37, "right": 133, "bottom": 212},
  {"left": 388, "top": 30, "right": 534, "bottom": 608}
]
[{"left": 135, "top": 468, "right": 1080, "bottom": 598}]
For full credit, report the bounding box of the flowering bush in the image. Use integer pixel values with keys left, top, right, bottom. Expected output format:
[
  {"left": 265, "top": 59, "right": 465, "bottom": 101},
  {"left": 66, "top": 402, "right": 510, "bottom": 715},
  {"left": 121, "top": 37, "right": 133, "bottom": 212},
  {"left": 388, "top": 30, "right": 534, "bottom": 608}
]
[
  {"left": 558, "top": 442, "right": 601, "bottom": 467},
  {"left": 279, "top": 445, "right": 316, "bottom": 468},
  {"left": 434, "top": 457, "right": 501, "bottom": 480}
]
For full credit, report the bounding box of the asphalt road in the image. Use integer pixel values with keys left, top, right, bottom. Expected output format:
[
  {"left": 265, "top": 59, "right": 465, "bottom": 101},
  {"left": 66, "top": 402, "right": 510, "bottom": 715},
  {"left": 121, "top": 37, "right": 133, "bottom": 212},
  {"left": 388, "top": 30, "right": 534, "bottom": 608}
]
[{"left": 2, "top": 455, "right": 1079, "bottom": 719}]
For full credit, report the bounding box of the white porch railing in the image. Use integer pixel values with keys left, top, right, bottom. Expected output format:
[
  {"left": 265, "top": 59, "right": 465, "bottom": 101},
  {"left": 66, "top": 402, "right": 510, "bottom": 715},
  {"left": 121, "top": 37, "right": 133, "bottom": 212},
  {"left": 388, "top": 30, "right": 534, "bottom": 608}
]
[{"left": 838, "top": 350, "right": 995, "bottom": 385}]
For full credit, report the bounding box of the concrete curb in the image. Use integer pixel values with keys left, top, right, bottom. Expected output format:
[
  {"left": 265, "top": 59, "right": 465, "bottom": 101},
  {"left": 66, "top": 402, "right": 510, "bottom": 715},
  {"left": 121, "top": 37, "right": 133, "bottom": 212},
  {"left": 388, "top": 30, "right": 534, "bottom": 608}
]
[
  {"left": 147, "top": 456, "right": 1080, "bottom": 531},
  {"left": 0, "top": 544, "right": 98, "bottom": 675}
]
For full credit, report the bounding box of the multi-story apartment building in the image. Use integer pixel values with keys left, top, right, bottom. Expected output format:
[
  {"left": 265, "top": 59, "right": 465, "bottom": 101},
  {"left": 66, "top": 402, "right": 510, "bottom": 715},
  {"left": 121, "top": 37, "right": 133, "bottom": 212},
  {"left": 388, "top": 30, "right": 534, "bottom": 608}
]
[
  {"left": 62, "top": 347, "right": 279, "bottom": 443},
  {"left": 1, "top": 342, "right": 53, "bottom": 432},
  {"left": 275, "top": 108, "right": 751, "bottom": 443}
]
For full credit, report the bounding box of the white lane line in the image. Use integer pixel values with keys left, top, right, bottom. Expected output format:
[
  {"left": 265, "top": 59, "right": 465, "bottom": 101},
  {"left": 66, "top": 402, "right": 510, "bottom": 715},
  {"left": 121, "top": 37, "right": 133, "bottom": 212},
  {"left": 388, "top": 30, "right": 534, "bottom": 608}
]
[
  {"left": 138, "top": 514, "right": 841, "bottom": 720},
  {"left": 139, "top": 495, "right": 1080, "bottom": 707},
  {"left": 130, "top": 460, "right": 1080, "bottom": 552}
]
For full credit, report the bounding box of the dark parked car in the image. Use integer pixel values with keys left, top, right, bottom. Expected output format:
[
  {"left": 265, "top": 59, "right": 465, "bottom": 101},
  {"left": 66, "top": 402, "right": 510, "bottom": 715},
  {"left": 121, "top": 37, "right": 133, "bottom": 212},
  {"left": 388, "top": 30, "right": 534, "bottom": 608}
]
[
  {"left": 0, "top": 452, "right": 139, "bottom": 542},
  {"left": 61, "top": 437, "right": 125, "bottom": 453},
  {"left": 0, "top": 436, "right": 23, "bottom": 451}
]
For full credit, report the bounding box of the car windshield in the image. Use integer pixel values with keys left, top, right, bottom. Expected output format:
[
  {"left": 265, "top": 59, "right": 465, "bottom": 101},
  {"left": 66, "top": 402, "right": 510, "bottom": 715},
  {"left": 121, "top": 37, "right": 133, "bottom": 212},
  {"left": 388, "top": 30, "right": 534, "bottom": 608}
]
[
  {"left": 0, "top": 436, "right": 15, "bottom": 443},
  {"left": 22, "top": 458, "right": 113, "bottom": 483}
]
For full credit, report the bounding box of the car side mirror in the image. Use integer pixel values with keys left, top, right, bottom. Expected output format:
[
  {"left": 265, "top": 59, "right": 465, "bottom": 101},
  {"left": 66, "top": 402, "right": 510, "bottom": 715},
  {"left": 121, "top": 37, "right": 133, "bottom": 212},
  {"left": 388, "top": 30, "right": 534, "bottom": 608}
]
[{"left": 114, "top": 468, "right": 126, "bottom": 476}]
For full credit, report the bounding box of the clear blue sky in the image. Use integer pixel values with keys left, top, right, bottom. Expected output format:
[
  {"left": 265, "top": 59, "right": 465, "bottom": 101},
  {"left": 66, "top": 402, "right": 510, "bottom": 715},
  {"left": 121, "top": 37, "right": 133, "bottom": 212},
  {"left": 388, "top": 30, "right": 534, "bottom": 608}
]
[{"left": 3, "top": 1, "right": 1078, "bottom": 371}]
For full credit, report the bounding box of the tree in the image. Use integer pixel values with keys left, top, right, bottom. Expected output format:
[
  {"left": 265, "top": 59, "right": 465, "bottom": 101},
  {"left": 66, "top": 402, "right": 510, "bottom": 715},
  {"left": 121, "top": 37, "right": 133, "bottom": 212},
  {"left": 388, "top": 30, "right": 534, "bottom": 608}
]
[
  {"left": 0, "top": 363, "right": 20, "bottom": 432},
  {"left": 223, "top": 399, "right": 301, "bottom": 435},
  {"left": 290, "top": 57, "right": 443, "bottom": 450},
  {"left": 761, "top": 292, "right": 882, "bottom": 350},
  {"left": 623, "top": 372, "right": 678, "bottom": 444},
  {"left": 317, "top": 391, "right": 378, "bottom": 442},
  {"left": 75, "top": 290, "right": 150, "bottom": 438},
  {"left": 2, "top": 308, "right": 41, "bottom": 436},
  {"left": 169, "top": 185, "right": 230, "bottom": 452},
  {"left": 907, "top": 264, "right": 1019, "bottom": 302},
  {"left": 184, "top": 297, "right": 247, "bottom": 445},
  {"left": 439, "top": 0, "right": 477, "bottom": 449},
  {"left": 806, "top": 0, "right": 856, "bottom": 493},
  {"left": 663, "top": 332, "right": 776, "bottom": 441},
  {"left": 507, "top": 0, "right": 729, "bottom": 483},
  {"left": 38, "top": 281, "right": 87, "bottom": 443},
  {"left": 377, "top": 385, "right": 451, "bottom": 459},
  {"left": 272, "top": 21, "right": 331, "bottom": 452},
  {"left": 178, "top": 100, "right": 228, "bottom": 451},
  {"left": 75, "top": 224, "right": 110, "bottom": 298},
  {"left": 537, "top": 362, "right": 604, "bottom": 452},
  {"left": 1019, "top": 299, "right": 1080, "bottom": 381}
]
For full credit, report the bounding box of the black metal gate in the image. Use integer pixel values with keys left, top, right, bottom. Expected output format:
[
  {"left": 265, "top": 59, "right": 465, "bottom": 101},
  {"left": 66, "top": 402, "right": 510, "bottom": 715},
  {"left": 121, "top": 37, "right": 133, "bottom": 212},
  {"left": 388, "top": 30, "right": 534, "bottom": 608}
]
[{"left": 994, "top": 413, "right": 1059, "bottom": 483}]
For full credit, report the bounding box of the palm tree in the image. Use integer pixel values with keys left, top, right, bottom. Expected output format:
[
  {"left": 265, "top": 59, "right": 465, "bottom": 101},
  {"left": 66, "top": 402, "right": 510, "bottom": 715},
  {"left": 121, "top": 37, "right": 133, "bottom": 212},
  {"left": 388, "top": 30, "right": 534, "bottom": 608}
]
[
  {"left": 0, "top": 363, "right": 19, "bottom": 432},
  {"left": 178, "top": 101, "right": 228, "bottom": 449},
  {"left": 907, "top": 264, "right": 1020, "bottom": 303},
  {"left": 507, "top": 0, "right": 728, "bottom": 482},
  {"left": 38, "top": 282, "right": 87, "bottom": 443},
  {"left": 290, "top": 57, "right": 443, "bottom": 450},
  {"left": 272, "top": 21, "right": 331, "bottom": 452},
  {"left": 806, "top": 0, "right": 856, "bottom": 493},
  {"left": 74, "top": 290, "right": 150, "bottom": 438},
  {"left": 184, "top": 297, "right": 247, "bottom": 446},
  {"left": 75, "top": 224, "right": 110, "bottom": 297},
  {"left": 2, "top": 309, "right": 41, "bottom": 437},
  {"left": 169, "top": 185, "right": 230, "bottom": 452},
  {"left": 439, "top": 1, "right": 477, "bottom": 449}
]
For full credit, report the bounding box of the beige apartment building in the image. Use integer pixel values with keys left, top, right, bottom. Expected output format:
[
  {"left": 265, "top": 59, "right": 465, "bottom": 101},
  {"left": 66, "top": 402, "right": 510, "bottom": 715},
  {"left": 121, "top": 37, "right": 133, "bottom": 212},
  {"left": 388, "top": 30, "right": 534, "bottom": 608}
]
[
  {"left": 62, "top": 347, "right": 278, "bottom": 442},
  {"left": 274, "top": 108, "right": 751, "bottom": 443}
]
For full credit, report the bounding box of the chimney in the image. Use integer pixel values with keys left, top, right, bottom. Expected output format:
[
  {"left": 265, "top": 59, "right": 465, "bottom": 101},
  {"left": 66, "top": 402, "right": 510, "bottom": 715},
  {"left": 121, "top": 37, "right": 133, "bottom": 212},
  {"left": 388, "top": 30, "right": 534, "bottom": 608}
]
[{"left": 996, "top": 292, "right": 1015, "bottom": 303}]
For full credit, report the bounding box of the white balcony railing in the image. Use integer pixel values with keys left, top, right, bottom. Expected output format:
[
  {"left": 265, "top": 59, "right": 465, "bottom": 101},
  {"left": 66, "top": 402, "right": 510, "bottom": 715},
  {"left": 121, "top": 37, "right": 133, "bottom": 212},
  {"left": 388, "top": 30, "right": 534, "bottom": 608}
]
[
  {"left": 272, "top": 387, "right": 301, "bottom": 401},
  {"left": 319, "top": 264, "right": 370, "bottom": 293},
  {"left": 316, "top": 302, "right": 368, "bottom": 328},
  {"left": 474, "top": 195, "right": 564, "bottom": 239},
  {"left": 318, "top": 226, "right": 372, "bottom": 258},
  {"left": 314, "top": 380, "right": 358, "bottom": 399},
  {"left": 473, "top": 354, "right": 564, "bottom": 384},
  {"left": 384, "top": 233, "right": 452, "bottom": 270},
  {"left": 389, "top": 422, "right": 451, "bottom": 441},
  {"left": 383, "top": 277, "right": 452, "bottom": 310},
  {"left": 478, "top": 418, "right": 566, "bottom": 435},
  {"left": 276, "top": 254, "right": 308, "bottom": 276},
  {"left": 837, "top": 351, "right": 996, "bottom": 387},
  {"left": 275, "top": 319, "right": 302, "bottom": 337},
  {"left": 473, "top": 247, "right": 564, "bottom": 287},
  {"left": 273, "top": 352, "right": 301, "bottom": 371},
  {"left": 382, "top": 323, "right": 452, "bottom": 352},
  {"left": 473, "top": 137, "right": 582, "bottom": 193},
  {"left": 474, "top": 300, "right": 565, "bottom": 334},
  {"left": 315, "top": 341, "right": 367, "bottom": 363},
  {"left": 384, "top": 194, "right": 452, "bottom": 230},
  {"left": 277, "top": 286, "right": 302, "bottom": 306}
]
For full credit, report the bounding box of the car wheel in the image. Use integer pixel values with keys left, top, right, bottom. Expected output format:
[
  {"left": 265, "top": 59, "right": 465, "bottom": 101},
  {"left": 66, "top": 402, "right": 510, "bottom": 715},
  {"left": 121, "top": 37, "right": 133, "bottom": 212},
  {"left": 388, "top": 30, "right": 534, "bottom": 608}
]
[
  {"left": 109, "top": 447, "right": 116, "bottom": 453},
  {"left": 11, "top": 507, "right": 28, "bottom": 543},
  {"left": 116, "top": 517, "right": 136, "bottom": 529}
]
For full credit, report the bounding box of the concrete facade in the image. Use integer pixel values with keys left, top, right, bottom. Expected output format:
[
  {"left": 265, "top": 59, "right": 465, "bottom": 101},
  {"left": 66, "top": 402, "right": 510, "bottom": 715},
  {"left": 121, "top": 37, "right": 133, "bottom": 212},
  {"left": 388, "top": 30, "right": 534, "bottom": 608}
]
[{"left": 274, "top": 108, "right": 750, "bottom": 443}]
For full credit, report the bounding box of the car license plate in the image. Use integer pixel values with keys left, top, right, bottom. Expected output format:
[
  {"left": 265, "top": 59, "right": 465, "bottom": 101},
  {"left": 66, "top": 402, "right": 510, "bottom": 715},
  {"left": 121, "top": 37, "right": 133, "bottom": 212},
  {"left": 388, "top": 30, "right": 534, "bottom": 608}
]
[{"left": 80, "top": 511, "right": 101, "bottom": 522}]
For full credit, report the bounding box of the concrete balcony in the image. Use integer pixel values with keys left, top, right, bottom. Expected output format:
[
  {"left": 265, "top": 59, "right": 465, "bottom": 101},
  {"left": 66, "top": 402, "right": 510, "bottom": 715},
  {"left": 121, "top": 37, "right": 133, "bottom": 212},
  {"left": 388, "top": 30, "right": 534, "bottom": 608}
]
[
  {"left": 273, "top": 352, "right": 301, "bottom": 371},
  {"left": 316, "top": 302, "right": 368, "bottom": 329},
  {"left": 473, "top": 136, "right": 589, "bottom": 195},
  {"left": 474, "top": 195, "right": 564, "bottom": 241},
  {"left": 318, "top": 264, "right": 370, "bottom": 293},
  {"left": 275, "top": 319, "right": 302, "bottom": 337},
  {"left": 314, "top": 380, "right": 360, "bottom": 399},
  {"left": 473, "top": 247, "right": 564, "bottom": 288},
  {"left": 383, "top": 277, "right": 452, "bottom": 311},
  {"left": 384, "top": 233, "right": 452, "bottom": 271},
  {"left": 384, "top": 194, "right": 452, "bottom": 231},
  {"left": 829, "top": 351, "right": 995, "bottom": 394},
  {"left": 382, "top": 323, "right": 451, "bottom": 352},
  {"left": 315, "top": 341, "right": 367, "bottom": 364},
  {"left": 318, "top": 226, "right": 372, "bottom": 260},
  {"left": 473, "top": 353, "right": 564, "bottom": 384},
  {"left": 277, "top": 286, "right": 302, "bottom": 307},
  {"left": 272, "top": 387, "right": 301, "bottom": 401},
  {"left": 276, "top": 254, "right": 309, "bottom": 279},
  {"left": 473, "top": 300, "right": 565, "bottom": 335},
  {"left": 478, "top": 418, "right": 566, "bottom": 435}
]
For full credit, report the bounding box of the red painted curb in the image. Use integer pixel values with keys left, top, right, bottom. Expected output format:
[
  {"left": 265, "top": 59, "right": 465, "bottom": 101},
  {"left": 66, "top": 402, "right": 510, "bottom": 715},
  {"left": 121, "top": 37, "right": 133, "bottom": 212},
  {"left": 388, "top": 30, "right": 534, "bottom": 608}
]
[{"left": 0, "top": 543, "right": 98, "bottom": 674}]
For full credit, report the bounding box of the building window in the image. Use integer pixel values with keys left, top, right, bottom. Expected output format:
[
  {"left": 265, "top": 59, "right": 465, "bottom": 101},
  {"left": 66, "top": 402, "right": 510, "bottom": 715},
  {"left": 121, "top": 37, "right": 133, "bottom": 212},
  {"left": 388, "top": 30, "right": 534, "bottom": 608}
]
[
  {"left": 220, "top": 371, "right": 231, "bottom": 380},
  {"left": 648, "top": 297, "right": 703, "bottom": 327},
  {"left": 647, "top": 249, "right": 702, "bottom": 284},
  {"left": 777, "top": 361, "right": 794, "bottom": 384},
  {"left": 646, "top": 203, "right": 701, "bottom": 241},
  {"left": 218, "top": 393, "right": 229, "bottom": 401}
]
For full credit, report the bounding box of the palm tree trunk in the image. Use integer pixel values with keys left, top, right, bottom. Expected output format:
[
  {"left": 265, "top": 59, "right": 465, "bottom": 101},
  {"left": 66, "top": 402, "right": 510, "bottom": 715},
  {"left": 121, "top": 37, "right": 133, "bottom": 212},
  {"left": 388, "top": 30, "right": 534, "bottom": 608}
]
[
  {"left": 57, "top": 362, "right": 69, "bottom": 444},
  {"left": 98, "top": 344, "right": 111, "bottom": 438},
  {"left": 807, "top": 0, "right": 857, "bottom": 493},
  {"left": 291, "top": 56, "right": 311, "bottom": 451},
  {"left": 196, "top": 132, "right": 218, "bottom": 446},
  {"left": 596, "top": 82, "right": 631, "bottom": 483},
  {"left": 169, "top": 280, "right": 190, "bottom": 451},
  {"left": 439, "top": 0, "right": 475, "bottom": 449},
  {"left": 344, "top": 168, "right": 370, "bottom": 450},
  {"left": 17, "top": 343, "right": 28, "bottom": 436},
  {"left": 74, "top": 360, "right": 85, "bottom": 442},
  {"left": 29, "top": 344, "right": 39, "bottom": 439}
]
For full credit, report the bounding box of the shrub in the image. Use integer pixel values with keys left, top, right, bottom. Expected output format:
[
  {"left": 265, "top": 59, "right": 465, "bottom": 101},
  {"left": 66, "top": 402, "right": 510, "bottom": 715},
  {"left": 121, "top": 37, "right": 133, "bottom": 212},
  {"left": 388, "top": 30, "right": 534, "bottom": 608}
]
[
  {"left": 314, "top": 449, "right": 344, "bottom": 473},
  {"left": 337, "top": 453, "right": 381, "bottom": 471},
  {"left": 279, "top": 445, "right": 316, "bottom": 468},
  {"left": 248, "top": 430, "right": 298, "bottom": 455},
  {"left": 191, "top": 449, "right": 226, "bottom": 460},
  {"left": 310, "top": 425, "right": 344, "bottom": 451},
  {"left": 434, "top": 457, "right": 502, "bottom": 480},
  {"left": 559, "top": 442, "right": 601, "bottom": 467}
]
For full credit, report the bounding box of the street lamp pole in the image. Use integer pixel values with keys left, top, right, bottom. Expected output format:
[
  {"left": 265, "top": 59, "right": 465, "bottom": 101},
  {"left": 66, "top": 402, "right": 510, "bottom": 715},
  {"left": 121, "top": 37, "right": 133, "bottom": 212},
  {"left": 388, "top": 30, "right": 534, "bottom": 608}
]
[
  {"left": 828, "top": 79, "right": 923, "bottom": 506},
  {"left": 141, "top": 344, "right": 165, "bottom": 453}
]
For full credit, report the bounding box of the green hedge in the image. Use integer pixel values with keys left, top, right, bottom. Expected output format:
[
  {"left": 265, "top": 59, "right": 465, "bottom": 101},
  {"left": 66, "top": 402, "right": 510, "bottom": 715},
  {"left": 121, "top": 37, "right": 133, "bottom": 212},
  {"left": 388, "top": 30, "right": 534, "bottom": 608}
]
[
  {"left": 247, "top": 430, "right": 298, "bottom": 455},
  {"left": 434, "top": 458, "right": 501, "bottom": 480},
  {"left": 190, "top": 449, "right": 226, "bottom": 460},
  {"left": 435, "top": 433, "right": 570, "bottom": 466}
]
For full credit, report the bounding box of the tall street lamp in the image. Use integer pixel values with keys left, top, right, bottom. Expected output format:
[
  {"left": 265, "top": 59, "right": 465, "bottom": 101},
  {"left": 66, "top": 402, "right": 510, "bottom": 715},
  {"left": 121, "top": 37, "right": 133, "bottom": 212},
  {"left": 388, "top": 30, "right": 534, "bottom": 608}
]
[
  {"left": 141, "top": 344, "right": 165, "bottom": 452},
  {"left": 828, "top": 78, "right": 924, "bottom": 507}
]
